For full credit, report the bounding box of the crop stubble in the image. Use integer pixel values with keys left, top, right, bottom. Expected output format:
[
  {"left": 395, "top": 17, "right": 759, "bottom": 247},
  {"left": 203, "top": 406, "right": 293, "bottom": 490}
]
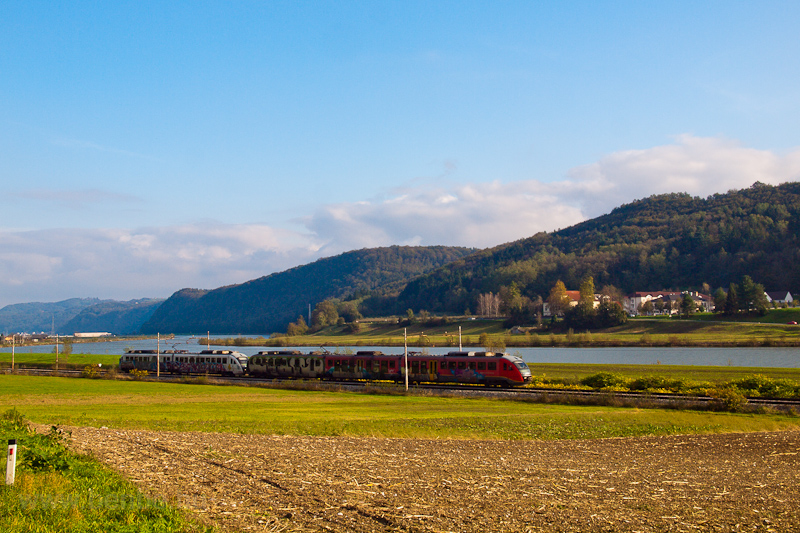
[{"left": 68, "top": 427, "right": 799, "bottom": 532}]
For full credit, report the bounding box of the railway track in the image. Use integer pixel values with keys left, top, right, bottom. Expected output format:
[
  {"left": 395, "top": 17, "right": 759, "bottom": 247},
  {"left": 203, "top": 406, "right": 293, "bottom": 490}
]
[{"left": 7, "top": 367, "right": 800, "bottom": 411}]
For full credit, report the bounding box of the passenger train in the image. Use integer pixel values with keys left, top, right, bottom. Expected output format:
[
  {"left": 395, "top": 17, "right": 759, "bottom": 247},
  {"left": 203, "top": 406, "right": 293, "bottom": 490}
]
[
  {"left": 120, "top": 349, "right": 249, "bottom": 376},
  {"left": 120, "top": 349, "right": 533, "bottom": 387}
]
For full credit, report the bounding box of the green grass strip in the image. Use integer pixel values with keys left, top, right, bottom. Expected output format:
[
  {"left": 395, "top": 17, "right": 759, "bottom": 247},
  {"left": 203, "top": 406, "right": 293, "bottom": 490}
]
[{"left": 2, "top": 375, "right": 799, "bottom": 440}]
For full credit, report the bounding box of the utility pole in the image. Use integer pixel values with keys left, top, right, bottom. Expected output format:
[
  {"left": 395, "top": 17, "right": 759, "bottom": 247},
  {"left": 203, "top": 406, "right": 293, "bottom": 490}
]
[
  {"left": 459, "top": 325, "right": 462, "bottom": 351},
  {"left": 404, "top": 328, "right": 408, "bottom": 391},
  {"left": 11, "top": 336, "right": 14, "bottom": 373},
  {"left": 156, "top": 333, "right": 160, "bottom": 378},
  {"left": 55, "top": 334, "right": 59, "bottom": 371}
]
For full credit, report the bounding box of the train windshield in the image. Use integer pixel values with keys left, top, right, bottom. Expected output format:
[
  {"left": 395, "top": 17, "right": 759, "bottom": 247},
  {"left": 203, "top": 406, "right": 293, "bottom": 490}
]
[{"left": 514, "top": 361, "right": 531, "bottom": 373}]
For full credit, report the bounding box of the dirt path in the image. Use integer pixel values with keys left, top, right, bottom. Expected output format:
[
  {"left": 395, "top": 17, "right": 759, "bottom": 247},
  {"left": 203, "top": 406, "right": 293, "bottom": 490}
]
[{"left": 68, "top": 427, "right": 800, "bottom": 532}]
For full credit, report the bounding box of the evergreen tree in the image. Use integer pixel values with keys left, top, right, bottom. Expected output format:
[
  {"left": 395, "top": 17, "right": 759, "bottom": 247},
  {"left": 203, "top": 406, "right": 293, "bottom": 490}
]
[
  {"left": 739, "top": 275, "right": 758, "bottom": 313},
  {"left": 724, "top": 283, "right": 739, "bottom": 315},
  {"left": 680, "top": 293, "right": 696, "bottom": 317}
]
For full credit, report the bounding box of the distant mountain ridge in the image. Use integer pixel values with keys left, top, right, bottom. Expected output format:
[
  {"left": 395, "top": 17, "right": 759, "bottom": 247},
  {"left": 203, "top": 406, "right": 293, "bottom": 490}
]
[
  {"left": 0, "top": 298, "right": 163, "bottom": 335},
  {"left": 140, "top": 245, "right": 475, "bottom": 334}
]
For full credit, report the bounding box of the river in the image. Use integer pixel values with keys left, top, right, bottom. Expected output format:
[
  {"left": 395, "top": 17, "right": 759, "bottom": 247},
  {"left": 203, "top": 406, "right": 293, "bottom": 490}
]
[{"left": 2, "top": 336, "right": 798, "bottom": 368}]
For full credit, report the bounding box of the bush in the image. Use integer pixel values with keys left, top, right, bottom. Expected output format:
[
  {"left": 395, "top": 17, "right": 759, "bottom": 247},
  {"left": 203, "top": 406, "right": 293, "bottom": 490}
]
[
  {"left": 731, "top": 374, "right": 798, "bottom": 398},
  {"left": 581, "top": 372, "right": 627, "bottom": 389},
  {"left": 1, "top": 409, "right": 73, "bottom": 473},
  {"left": 130, "top": 369, "right": 148, "bottom": 380},
  {"left": 708, "top": 387, "right": 748, "bottom": 412},
  {"left": 629, "top": 375, "right": 685, "bottom": 392},
  {"left": 81, "top": 364, "right": 102, "bottom": 379}
]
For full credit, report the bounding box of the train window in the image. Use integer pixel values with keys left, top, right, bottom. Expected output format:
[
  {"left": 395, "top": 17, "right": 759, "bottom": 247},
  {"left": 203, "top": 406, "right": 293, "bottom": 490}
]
[
  {"left": 411, "top": 361, "right": 419, "bottom": 373},
  {"left": 449, "top": 361, "right": 457, "bottom": 370},
  {"left": 389, "top": 361, "right": 396, "bottom": 369},
  {"left": 420, "top": 361, "right": 427, "bottom": 373},
  {"left": 503, "top": 363, "right": 508, "bottom": 370},
  {"left": 381, "top": 361, "right": 388, "bottom": 372},
  {"left": 315, "top": 360, "right": 321, "bottom": 367},
  {"left": 488, "top": 362, "right": 497, "bottom": 370},
  {"left": 458, "top": 361, "right": 466, "bottom": 369},
  {"left": 477, "top": 362, "right": 486, "bottom": 370},
  {"left": 469, "top": 362, "right": 476, "bottom": 370}
]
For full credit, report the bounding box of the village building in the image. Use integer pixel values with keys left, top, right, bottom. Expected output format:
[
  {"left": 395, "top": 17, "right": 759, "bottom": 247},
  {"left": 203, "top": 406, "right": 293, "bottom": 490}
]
[
  {"left": 765, "top": 291, "right": 794, "bottom": 304},
  {"left": 624, "top": 291, "right": 713, "bottom": 316}
]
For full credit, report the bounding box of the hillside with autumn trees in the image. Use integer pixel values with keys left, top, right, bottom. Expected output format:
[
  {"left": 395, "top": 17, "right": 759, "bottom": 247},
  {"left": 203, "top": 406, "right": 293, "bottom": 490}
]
[{"left": 356, "top": 182, "right": 800, "bottom": 322}]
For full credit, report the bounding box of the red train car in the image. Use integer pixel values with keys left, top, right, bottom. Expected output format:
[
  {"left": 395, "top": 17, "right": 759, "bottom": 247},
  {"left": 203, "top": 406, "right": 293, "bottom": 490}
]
[{"left": 248, "top": 350, "right": 532, "bottom": 387}]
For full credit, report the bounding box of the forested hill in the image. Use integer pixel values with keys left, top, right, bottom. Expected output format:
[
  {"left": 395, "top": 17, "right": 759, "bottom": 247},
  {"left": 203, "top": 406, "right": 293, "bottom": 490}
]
[
  {"left": 140, "top": 245, "right": 475, "bottom": 334},
  {"left": 60, "top": 299, "right": 163, "bottom": 335},
  {"left": 392, "top": 182, "right": 800, "bottom": 314}
]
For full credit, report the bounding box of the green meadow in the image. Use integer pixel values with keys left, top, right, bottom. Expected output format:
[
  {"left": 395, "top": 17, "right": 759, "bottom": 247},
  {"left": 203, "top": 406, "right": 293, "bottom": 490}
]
[{"left": 2, "top": 374, "right": 799, "bottom": 440}]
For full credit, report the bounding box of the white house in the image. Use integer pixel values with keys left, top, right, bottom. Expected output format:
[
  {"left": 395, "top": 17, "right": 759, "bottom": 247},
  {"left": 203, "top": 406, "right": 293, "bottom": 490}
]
[{"left": 765, "top": 291, "right": 794, "bottom": 304}]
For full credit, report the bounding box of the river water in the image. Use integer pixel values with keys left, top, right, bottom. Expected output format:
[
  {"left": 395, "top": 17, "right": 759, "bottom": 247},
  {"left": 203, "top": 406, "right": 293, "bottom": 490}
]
[{"left": 2, "top": 336, "right": 799, "bottom": 368}]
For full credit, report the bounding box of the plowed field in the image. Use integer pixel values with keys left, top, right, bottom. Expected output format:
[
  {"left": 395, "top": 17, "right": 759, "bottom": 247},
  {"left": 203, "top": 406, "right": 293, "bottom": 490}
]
[{"left": 69, "top": 427, "right": 800, "bottom": 532}]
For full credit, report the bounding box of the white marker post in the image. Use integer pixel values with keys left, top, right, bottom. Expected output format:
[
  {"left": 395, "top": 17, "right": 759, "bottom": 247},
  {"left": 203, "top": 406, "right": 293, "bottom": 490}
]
[
  {"left": 157, "top": 333, "right": 160, "bottom": 378},
  {"left": 6, "top": 439, "right": 17, "bottom": 485}
]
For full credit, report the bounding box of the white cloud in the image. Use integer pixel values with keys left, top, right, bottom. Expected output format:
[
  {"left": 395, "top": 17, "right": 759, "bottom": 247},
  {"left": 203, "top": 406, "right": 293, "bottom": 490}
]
[
  {"left": 307, "top": 135, "right": 800, "bottom": 251},
  {"left": 2, "top": 136, "right": 799, "bottom": 308},
  {"left": 0, "top": 224, "right": 322, "bottom": 308},
  {"left": 563, "top": 135, "right": 800, "bottom": 217}
]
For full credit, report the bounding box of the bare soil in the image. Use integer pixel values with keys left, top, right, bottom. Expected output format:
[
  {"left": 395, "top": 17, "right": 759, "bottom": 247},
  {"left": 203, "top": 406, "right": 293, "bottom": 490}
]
[{"left": 68, "top": 427, "right": 800, "bottom": 532}]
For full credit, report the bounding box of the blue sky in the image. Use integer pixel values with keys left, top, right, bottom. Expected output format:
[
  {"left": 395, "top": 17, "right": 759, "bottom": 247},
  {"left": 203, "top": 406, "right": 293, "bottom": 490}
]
[{"left": 2, "top": 1, "right": 800, "bottom": 308}]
